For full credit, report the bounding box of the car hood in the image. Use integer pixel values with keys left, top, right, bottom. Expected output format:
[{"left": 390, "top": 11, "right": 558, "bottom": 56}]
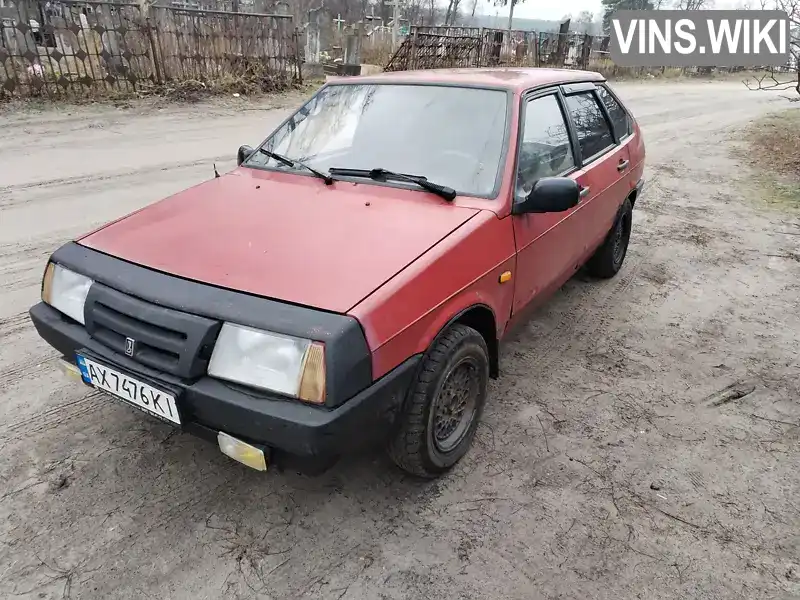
[{"left": 79, "top": 168, "right": 480, "bottom": 313}]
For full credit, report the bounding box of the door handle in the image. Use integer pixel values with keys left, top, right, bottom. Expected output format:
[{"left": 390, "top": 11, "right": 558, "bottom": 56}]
[
  {"left": 617, "top": 159, "right": 630, "bottom": 172},
  {"left": 579, "top": 186, "right": 590, "bottom": 198}
]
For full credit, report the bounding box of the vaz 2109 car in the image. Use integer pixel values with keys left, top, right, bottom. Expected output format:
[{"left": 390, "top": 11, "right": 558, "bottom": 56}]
[{"left": 30, "top": 68, "right": 645, "bottom": 478}]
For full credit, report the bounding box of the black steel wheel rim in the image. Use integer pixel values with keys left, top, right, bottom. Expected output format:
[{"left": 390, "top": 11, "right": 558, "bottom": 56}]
[{"left": 432, "top": 358, "right": 480, "bottom": 453}]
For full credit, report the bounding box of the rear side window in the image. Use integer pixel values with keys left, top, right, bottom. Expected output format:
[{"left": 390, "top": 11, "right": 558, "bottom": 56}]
[
  {"left": 598, "top": 86, "right": 632, "bottom": 140},
  {"left": 564, "top": 92, "right": 614, "bottom": 162}
]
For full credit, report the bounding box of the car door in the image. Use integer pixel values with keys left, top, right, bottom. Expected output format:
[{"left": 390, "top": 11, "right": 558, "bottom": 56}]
[
  {"left": 597, "top": 82, "right": 640, "bottom": 192},
  {"left": 511, "top": 90, "right": 583, "bottom": 315},
  {"left": 561, "top": 84, "right": 631, "bottom": 263}
]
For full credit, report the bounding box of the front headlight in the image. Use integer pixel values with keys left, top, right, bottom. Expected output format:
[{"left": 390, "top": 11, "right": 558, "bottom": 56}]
[
  {"left": 42, "top": 263, "right": 94, "bottom": 325},
  {"left": 208, "top": 323, "right": 326, "bottom": 404}
]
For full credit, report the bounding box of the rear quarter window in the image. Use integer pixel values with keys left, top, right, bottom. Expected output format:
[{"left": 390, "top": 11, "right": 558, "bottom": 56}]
[{"left": 598, "top": 86, "right": 632, "bottom": 140}]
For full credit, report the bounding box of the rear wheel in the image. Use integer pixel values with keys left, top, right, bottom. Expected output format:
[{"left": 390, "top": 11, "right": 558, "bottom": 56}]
[
  {"left": 586, "top": 197, "right": 633, "bottom": 279},
  {"left": 388, "top": 324, "right": 489, "bottom": 478}
]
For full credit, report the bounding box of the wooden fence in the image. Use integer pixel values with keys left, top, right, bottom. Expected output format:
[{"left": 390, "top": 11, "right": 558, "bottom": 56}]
[
  {"left": 386, "top": 25, "right": 611, "bottom": 72},
  {"left": 0, "top": 0, "right": 300, "bottom": 98}
]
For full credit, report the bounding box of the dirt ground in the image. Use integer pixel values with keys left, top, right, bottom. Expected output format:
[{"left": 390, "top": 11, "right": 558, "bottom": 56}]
[{"left": 1, "top": 82, "right": 799, "bottom": 600}]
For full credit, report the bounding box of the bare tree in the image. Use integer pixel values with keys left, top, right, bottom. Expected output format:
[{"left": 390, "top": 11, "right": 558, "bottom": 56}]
[
  {"left": 674, "top": 0, "right": 713, "bottom": 9},
  {"left": 495, "top": 0, "right": 529, "bottom": 39},
  {"left": 426, "top": 0, "right": 437, "bottom": 23},
  {"left": 418, "top": 0, "right": 447, "bottom": 24},
  {"left": 444, "top": 0, "right": 462, "bottom": 24},
  {"left": 469, "top": 0, "right": 479, "bottom": 21},
  {"left": 602, "top": 0, "right": 654, "bottom": 33},
  {"left": 743, "top": 0, "right": 800, "bottom": 97},
  {"left": 573, "top": 10, "right": 595, "bottom": 33},
  {"left": 406, "top": 0, "right": 425, "bottom": 24}
]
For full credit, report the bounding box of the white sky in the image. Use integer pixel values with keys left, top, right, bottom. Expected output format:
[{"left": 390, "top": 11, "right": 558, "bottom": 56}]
[
  {"left": 498, "top": 0, "right": 601, "bottom": 21},
  {"left": 475, "top": 0, "right": 740, "bottom": 23},
  {"left": 473, "top": 0, "right": 600, "bottom": 22}
]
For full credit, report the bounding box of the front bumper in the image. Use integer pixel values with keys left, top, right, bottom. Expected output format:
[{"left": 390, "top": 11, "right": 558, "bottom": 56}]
[{"left": 30, "top": 302, "right": 419, "bottom": 465}]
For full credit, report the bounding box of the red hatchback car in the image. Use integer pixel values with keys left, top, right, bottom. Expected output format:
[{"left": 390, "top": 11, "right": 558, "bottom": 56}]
[{"left": 30, "top": 68, "right": 644, "bottom": 478}]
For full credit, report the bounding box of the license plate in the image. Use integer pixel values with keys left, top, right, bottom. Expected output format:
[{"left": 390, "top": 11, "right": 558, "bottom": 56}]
[{"left": 75, "top": 355, "right": 181, "bottom": 425}]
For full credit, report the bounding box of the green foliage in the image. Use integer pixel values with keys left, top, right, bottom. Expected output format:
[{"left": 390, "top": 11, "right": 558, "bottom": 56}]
[{"left": 601, "top": 0, "right": 654, "bottom": 33}]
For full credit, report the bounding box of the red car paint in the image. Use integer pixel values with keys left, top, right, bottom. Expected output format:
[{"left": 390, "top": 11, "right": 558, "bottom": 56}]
[
  {"left": 80, "top": 169, "right": 480, "bottom": 314},
  {"left": 79, "top": 68, "right": 645, "bottom": 381}
]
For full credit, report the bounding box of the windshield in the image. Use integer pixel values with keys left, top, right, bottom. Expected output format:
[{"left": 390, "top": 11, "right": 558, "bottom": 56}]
[{"left": 245, "top": 83, "right": 510, "bottom": 197}]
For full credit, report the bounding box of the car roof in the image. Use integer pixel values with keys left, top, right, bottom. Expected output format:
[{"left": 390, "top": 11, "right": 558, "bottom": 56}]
[{"left": 329, "top": 67, "right": 606, "bottom": 92}]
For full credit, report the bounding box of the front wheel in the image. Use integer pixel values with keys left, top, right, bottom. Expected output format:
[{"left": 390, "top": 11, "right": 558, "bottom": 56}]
[
  {"left": 586, "top": 197, "right": 633, "bottom": 279},
  {"left": 388, "top": 324, "right": 489, "bottom": 478}
]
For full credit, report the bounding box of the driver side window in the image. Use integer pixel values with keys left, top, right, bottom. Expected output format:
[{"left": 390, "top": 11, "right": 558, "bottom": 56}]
[{"left": 516, "top": 94, "right": 575, "bottom": 198}]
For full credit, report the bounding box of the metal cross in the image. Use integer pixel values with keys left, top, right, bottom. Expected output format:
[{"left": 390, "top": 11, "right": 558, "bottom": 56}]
[{"left": 333, "top": 14, "right": 346, "bottom": 31}]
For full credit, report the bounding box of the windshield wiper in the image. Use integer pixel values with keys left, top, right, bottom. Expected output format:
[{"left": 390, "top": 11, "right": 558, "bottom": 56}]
[
  {"left": 256, "top": 148, "right": 333, "bottom": 185},
  {"left": 328, "top": 168, "right": 457, "bottom": 201}
]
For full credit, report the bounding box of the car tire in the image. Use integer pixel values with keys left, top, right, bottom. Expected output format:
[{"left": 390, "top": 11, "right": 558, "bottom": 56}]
[
  {"left": 388, "top": 324, "right": 489, "bottom": 478},
  {"left": 586, "top": 197, "right": 633, "bottom": 279}
]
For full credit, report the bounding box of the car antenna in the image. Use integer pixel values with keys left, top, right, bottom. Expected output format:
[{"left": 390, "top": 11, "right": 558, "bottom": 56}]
[{"left": 213, "top": 163, "right": 220, "bottom": 178}]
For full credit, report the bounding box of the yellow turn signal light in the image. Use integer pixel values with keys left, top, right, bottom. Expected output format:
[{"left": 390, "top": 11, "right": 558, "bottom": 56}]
[
  {"left": 499, "top": 270, "right": 512, "bottom": 284},
  {"left": 298, "top": 342, "right": 326, "bottom": 404},
  {"left": 57, "top": 358, "right": 83, "bottom": 382},
  {"left": 217, "top": 432, "right": 267, "bottom": 471},
  {"left": 42, "top": 262, "right": 55, "bottom": 304}
]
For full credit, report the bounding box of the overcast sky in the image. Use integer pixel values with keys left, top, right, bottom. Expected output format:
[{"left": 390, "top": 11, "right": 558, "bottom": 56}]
[
  {"left": 474, "top": 0, "right": 739, "bottom": 23},
  {"left": 474, "top": 0, "right": 602, "bottom": 22}
]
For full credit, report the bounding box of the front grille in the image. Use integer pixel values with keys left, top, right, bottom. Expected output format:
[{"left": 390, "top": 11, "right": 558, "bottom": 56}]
[{"left": 84, "top": 283, "right": 221, "bottom": 379}]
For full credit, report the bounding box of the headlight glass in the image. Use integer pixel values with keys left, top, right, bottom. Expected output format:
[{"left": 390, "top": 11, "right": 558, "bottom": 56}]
[
  {"left": 42, "top": 263, "right": 93, "bottom": 325},
  {"left": 208, "top": 323, "right": 326, "bottom": 403}
]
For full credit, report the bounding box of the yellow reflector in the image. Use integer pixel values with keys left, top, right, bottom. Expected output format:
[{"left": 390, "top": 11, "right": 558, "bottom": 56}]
[
  {"left": 58, "top": 359, "right": 83, "bottom": 382},
  {"left": 42, "top": 262, "right": 55, "bottom": 304},
  {"left": 217, "top": 432, "right": 267, "bottom": 471},
  {"left": 298, "top": 342, "right": 326, "bottom": 404},
  {"left": 499, "top": 270, "right": 512, "bottom": 283}
]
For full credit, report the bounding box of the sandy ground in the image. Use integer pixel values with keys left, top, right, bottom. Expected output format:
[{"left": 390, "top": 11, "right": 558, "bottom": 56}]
[{"left": 1, "top": 82, "right": 799, "bottom": 600}]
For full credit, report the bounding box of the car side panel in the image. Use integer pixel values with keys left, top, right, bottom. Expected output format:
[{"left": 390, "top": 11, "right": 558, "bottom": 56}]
[
  {"left": 608, "top": 83, "right": 646, "bottom": 198},
  {"left": 511, "top": 206, "right": 584, "bottom": 314},
  {"left": 509, "top": 88, "right": 585, "bottom": 315},
  {"left": 569, "top": 85, "right": 645, "bottom": 267},
  {"left": 349, "top": 211, "right": 516, "bottom": 379},
  {"left": 573, "top": 143, "right": 631, "bottom": 266},
  {"left": 628, "top": 120, "right": 646, "bottom": 191}
]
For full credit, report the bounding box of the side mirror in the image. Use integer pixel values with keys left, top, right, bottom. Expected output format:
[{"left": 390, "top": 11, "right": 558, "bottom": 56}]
[
  {"left": 512, "top": 177, "right": 580, "bottom": 215},
  {"left": 237, "top": 145, "right": 255, "bottom": 166}
]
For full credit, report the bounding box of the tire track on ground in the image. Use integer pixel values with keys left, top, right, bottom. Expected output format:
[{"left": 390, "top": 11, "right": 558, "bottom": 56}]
[
  {"left": 509, "top": 176, "right": 668, "bottom": 379},
  {"left": 525, "top": 250, "right": 649, "bottom": 375},
  {"left": 0, "top": 110, "right": 243, "bottom": 154},
  {"left": 0, "top": 233, "right": 76, "bottom": 293},
  {"left": 0, "top": 312, "right": 30, "bottom": 340},
  {"left": 0, "top": 353, "right": 57, "bottom": 392},
  {"left": 0, "top": 391, "right": 103, "bottom": 444},
  {"left": 0, "top": 231, "right": 77, "bottom": 262},
  {"left": 0, "top": 156, "right": 228, "bottom": 209},
  {"left": 0, "top": 265, "right": 45, "bottom": 294}
]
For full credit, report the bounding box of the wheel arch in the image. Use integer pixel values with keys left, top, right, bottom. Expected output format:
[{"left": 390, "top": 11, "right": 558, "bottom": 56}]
[
  {"left": 627, "top": 186, "right": 639, "bottom": 208},
  {"left": 423, "top": 304, "right": 500, "bottom": 379},
  {"left": 627, "top": 176, "right": 644, "bottom": 209}
]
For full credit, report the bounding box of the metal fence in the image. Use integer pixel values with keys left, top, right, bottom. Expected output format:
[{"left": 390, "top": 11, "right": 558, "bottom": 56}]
[
  {"left": 386, "top": 26, "right": 613, "bottom": 73},
  {"left": 0, "top": 0, "right": 301, "bottom": 98}
]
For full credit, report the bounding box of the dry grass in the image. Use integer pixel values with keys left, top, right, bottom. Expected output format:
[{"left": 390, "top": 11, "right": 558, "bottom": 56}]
[
  {"left": 135, "top": 72, "right": 298, "bottom": 103},
  {"left": 1, "top": 62, "right": 303, "bottom": 106},
  {"left": 595, "top": 61, "right": 772, "bottom": 83},
  {"left": 746, "top": 109, "right": 800, "bottom": 175},
  {"left": 741, "top": 109, "right": 800, "bottom": 211}
]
